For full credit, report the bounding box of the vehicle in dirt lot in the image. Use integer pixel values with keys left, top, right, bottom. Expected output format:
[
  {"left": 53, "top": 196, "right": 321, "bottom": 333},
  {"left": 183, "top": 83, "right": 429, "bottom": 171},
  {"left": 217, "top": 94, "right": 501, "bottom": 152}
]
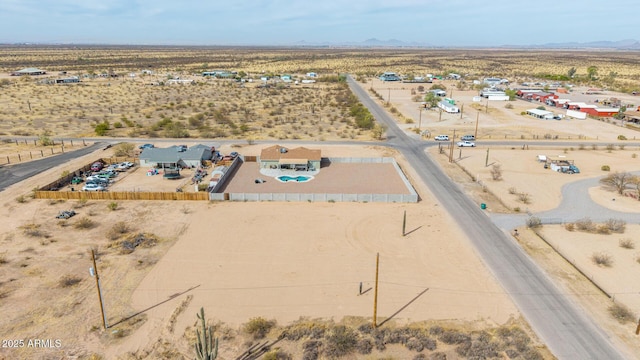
[
  {"left": 82, "top": 183, "right": 106, "bottom": 191},
  {"left": 71, "top": 177, "right": 84, "bottom": 184},
  {"left": 457, "top": 141, "right": 476, "bottom": 147},
  {"left": 461, "top": 135, "right": 475, "bottom": 141},
  {"left": 90, "top": 162, "right": 104, "bottom": 171},
  {"left": 434, "top": 135, "right": 449, "bottom": 141}
]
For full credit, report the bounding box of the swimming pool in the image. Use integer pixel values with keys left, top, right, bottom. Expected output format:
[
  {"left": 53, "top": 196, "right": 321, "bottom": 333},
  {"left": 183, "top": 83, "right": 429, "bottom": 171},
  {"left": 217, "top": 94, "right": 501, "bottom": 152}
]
[{"left": 276, "top": 175, "right": 313, "bottom": 183}]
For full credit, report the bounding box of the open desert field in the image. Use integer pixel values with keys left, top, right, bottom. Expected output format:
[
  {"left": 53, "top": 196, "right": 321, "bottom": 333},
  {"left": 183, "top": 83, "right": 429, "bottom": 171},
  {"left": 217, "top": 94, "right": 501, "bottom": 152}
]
[{"left": 3, "top": 47, "right": 640, "bottom": 359}]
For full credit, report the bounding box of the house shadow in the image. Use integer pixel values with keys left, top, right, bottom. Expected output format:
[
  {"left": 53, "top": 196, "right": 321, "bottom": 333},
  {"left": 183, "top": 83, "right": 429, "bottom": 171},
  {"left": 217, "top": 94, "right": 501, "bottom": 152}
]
[
  {"left": 109, "top": 284, "right": 200, "bottom": 327},
  {"left": 377, "top": 288, "right": 429, "bottom": 327},
  {"left": 320, "top": 157, "right": 332, "bottom": 168}
]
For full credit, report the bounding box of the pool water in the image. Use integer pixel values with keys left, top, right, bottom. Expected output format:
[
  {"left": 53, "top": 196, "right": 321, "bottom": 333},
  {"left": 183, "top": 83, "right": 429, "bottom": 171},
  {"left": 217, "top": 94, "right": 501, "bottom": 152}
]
[{"left": 277, "top": 175, "right": 312, "bottom": 182}]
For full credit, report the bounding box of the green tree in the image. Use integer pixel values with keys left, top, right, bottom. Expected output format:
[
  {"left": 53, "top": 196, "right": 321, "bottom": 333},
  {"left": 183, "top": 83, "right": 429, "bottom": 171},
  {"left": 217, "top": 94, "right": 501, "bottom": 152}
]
[
  {"left": 567, "top": 67, "right": 577, "bottom": 78},
  {"left": 505, "top": 89, "right": 517, "bottom": 101},
  {"left": 424, "top": 92, "right": 440, "bottom": 108},
  {"left": 95, "top": 122, "right": 110, "bottom": 136},
  {"left": 587, "top": 66, "right": 598, "bottom": 80}
]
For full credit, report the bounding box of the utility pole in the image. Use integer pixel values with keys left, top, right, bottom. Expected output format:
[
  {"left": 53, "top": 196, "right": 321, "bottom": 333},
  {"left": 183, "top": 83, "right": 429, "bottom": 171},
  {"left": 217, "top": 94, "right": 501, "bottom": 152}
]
[
  {"left": 373, "top": 253, "right": 380, "bottom": 328},
  {"left": 485, "top": 148, "right": 490, "bottom": 167},
  {"left": 449, "top": 129, "right": 456, "bottom": 162},
  {"left": 90, "top": 249, "right": 108, "bottom": 330},
  {"left": 387, "top": 88, "right": 391, "bottom": 106},
  {"left": 475, "top": 111, "right": 480, "bottom": 139},
  {"left": 438, "top": 109, "right": 442, "bottom": 122},
  {"left": 418, "top": 107, "right": 423, "bottom": 133},
  {"left": 460, "top": 103, "right": 464, "bottom": 119}
]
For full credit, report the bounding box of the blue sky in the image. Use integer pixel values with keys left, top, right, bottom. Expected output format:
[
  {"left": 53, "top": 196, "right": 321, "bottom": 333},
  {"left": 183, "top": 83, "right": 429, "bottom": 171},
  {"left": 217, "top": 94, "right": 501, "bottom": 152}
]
[{"left": 1, "top": 0, "right": 637, "bottom": 46}]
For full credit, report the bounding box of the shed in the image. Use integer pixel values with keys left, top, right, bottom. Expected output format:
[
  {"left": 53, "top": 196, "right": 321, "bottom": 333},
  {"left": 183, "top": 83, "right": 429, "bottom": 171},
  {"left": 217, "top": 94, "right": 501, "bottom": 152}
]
[
  {"left": 139, "top": 144, "right": 213, "bottom": 168},
  {"left": 11, "top": 67, "right": 47, "bottom": 76}
]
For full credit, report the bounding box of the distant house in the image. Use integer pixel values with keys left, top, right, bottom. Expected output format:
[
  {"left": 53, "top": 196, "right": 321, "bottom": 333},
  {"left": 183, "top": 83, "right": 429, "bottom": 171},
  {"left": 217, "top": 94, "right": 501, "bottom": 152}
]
[
  {"left": 480, "top": 88, "right": 506, "bottom": 98},
  {"left": 202, "top": 70, "right": 235, "bottom": 78},
  {"left": 430, "top": 89, "right": 447, "bottom": 97},
  {"left": 448, "top": 73, "right": 461, "bottom": 80},
  {"left": 483, "top": 78, "right": 504, "bottom": 86},
  {"left": 280, "top": 74, "right": 292, "bottom": 82},
  {"left": 526, "top": 108, "right": 554, "bottom": 119},
  {"left": 11, "top": 67, "right": 46, "bottom": 76},
  {"left": 140, "top": 145, "right": 213, "bottom": 168},
  {"left": 167, "top": 79, "right": 195, "bottom": 85},
  {"left": 306, "top": 72, "right": 318, "bottom": 78},
  {"left": 259, "top": 145, "right": 321, "bottom": 171},
  {"left": 55, "top": 76, "right": 80, "bottom": 84},
  {"left": 141, "top": 69, "right": 154, "bottom": 75},
  {"left": 379, "top": 72, "right": 401, "bottom": 81}
]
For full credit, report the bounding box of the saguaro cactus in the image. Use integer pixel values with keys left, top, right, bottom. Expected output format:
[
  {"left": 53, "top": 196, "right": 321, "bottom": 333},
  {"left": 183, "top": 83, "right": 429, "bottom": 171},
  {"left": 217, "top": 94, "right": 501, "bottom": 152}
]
[{"left": 195, "top": 307, "right": 218, "bottom": 360}]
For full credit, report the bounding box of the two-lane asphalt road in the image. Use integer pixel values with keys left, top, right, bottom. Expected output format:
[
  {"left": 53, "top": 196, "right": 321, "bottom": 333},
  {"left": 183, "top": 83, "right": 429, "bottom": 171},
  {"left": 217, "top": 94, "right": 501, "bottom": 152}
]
[{"left": 346, "top": 76, "right": 626, "bottom": 359}]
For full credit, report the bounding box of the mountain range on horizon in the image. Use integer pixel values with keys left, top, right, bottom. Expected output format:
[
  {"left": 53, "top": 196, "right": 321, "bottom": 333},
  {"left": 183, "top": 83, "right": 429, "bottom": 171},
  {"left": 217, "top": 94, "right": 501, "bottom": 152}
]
[{"left": 4, "top": 38, "right": 640, "bottom": 49}]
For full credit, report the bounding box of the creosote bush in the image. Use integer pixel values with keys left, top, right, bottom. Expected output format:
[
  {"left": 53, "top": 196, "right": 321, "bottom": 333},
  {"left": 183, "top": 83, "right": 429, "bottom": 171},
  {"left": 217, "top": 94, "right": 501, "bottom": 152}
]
[
  {"left": 107, "top": 201, "right": 119, "bottom": 211},
  {"left": 618, "top": 238, "right": 635, "bottom": 249},
  {"left": 608, "top": 303, "right": 635, "bottom": 323},
  {"left": 74, "top": 217, "right": 96, "bottom": 229},
  {"left": 59, "top": 274, "right": 82, "bottom": 287},
  {"left": 244, "top": 317, "right": 276, "bottom": 339},
  {"left": 591, "top": 252, "right": 613, "bottom": 267},
  {"left": 526, "top": 216, "right": 542, "bottom": 229}
]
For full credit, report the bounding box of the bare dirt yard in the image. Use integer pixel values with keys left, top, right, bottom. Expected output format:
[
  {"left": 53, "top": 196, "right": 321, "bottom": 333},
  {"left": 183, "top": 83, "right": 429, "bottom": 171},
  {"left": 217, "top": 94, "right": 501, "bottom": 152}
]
[{"left": 1, "top": 144, "right": 551, "bottom": 360}]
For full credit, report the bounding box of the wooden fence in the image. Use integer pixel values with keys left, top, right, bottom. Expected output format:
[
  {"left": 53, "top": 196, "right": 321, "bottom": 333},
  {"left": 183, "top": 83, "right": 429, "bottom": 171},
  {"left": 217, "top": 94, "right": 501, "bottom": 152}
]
[{"left": 35, "top": 190, "right": 209, "bottom": 201}]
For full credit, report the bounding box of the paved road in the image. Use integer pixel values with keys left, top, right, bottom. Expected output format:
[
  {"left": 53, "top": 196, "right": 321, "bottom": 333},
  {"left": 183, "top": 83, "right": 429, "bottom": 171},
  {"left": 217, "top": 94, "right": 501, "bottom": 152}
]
[
  {"left": 0, "top": 142, "right": 108, "bottom": 191},
  {"left": 347, "top": 76, "right": 626, "bottom": 359}
]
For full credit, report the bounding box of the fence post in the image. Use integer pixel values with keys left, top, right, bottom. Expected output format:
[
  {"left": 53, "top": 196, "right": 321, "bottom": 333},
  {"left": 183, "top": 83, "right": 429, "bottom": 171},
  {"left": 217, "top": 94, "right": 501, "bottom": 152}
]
[
  {"left": 18, "top": 154, "right": 21, "bottom": 162},
  {"left": 40, "top": 150, "right": 44, "bottom": 157},
  {"left": 30, "top": 152, "right": 32, "bottom": 159},
  {"left": 51, "top": 148, "right": 54, "bottom": 155},
  {"left": 6, "top": 156, "right": 9, "bottom": 164}
]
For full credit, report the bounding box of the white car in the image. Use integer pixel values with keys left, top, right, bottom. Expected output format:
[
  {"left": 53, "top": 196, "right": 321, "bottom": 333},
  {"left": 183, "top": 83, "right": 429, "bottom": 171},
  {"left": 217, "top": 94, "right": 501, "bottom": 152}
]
[
  {"left": 457, "top": 141, "right": 476, "bottom": 147},
  {"left": 82, "top": 183, "right": 106, "bottom": 191},
  {"left": 434, "top": 135, "right": 449, "bottom": 141}
]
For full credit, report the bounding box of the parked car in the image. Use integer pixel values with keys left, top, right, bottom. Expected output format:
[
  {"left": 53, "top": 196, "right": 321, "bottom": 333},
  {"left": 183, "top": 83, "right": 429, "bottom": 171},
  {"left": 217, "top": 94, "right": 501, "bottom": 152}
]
[
  {"left": 461, "top": 135, "right": 475, "bottom": 141},
  {"left": 457, "top": 141, "right": 476, "bottom": 147},
  {"left": 82, "top": 183, "right": 106, "bottom": 191},
  {"left": 434, "top": 135, "right": 449, "bottom": 141},
  {"left": 71, "top": 177, "right": 84, "bottom": 185},
  {"left": 230, "top": 151, "right": 239, "bottom": 159},
  {"left": 177, "top": 145, "right": 188, "bottom": 152},
  {"left": 86, "top": 176, "right": 109, "bottom": 185},
  {"left": 90, "top": 162, "right": 104, "bottom": 171},
  {"left": 120, "top": 161, "right": 135, "bottom": 168},
  {"left": 139, "top": 143, "right": 154, "bottom": 150}
]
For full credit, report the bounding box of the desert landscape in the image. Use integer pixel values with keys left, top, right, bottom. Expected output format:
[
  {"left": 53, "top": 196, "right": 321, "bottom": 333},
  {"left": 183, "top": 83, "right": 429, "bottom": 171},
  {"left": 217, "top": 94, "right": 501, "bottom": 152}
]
[{"left": 1, "top": 47, "right": 640, "bottom": 359}]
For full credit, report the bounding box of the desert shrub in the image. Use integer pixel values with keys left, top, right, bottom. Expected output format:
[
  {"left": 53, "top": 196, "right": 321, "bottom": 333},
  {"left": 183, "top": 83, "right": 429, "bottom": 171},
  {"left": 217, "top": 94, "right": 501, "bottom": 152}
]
[
  {"left": 324, "top": 325, "right": 358, "bottom": 358},
  {"left": 15, "top": 195, "right": 27, "bottom": 203},
  {"left": 107, "top": 202, "right": 118, "bottom": 211},
  {"left": 284, "top": 321, "right": 326, "bottom": 341},
  {"left": 0, "top": 253, "right": 8, "bottom": 264},
  {"left": 591, "top": 252, "right": 613, "bottom": 267},
  {"left": 244, "top": 317, "right": 276, "bottom": 339},
  {"left": 518, "top": 192, "right": 531, "bottom": 204},
  {"left": 490, "top": 164, "right": 502, "bottom": 180},
  {"left": 591, "top": 144, "right": 598, "bottom": 150},
  {"left": 596, "top": 225, "right": 611, "bottom": 234},
  {"left": 521, "top": 348, "right": 544, "bottom": 360},
  {"left": 606, "top": 144, "right": 614, "bottom": 152},
  {"left": 575, "top": 217, "right": 594, "bottom": 231},
  {"left": 74, "top": 217, "right": 96, "bottom": 229},
  {"left": 564, "top": 223, "right": 575, "bottom": 231},
  {"left": 526, "top": 216, "right": 542, "bottom": 228},
  {"left": 114, "top": 142, "right": 135, "bottom": 157},
  {"left": 107, "top": 222, "right": 131, "bottom": 240},
  {"left": 356, "top": 338, "right": 373, "bottom": 354},
  {"left": 619, "top": 238, "right": 635, "bottom": 249},
  {"left": 617, "top": 135, "right": 627, "bottom": 140},
  {"left": 608, "top": 303, "right": 635, "bottom": 323},
  {"left": 605, "top": 218, "right": 626, "bottom": 233},
  {"left": 429, "top": 353, "right": 447, "bottom": 360},
  {"left": 632, "top": 153, "right": 638, "bottom": 159},
  {"left": 58, "top": 274, "right": 82, "bottom": 287},
  {"left": 263, "top": 349, "right": 291, "bottom": 360},
  {"left": 601, "top": 165, "right": 610, "bottom": 171},
  {"left": 412, "top": 354, "right": 427, "bottom": 360},
  {"left": 429, "top": 325, "right": 443, "bottom": 336},
  {"left": 22, "top": 223, "right": 46, "bottom": 237},
  {"left": 302, "top": 340, "right": 321, "bottom": 360},
  {"left": 504, "top": 103, "right": 514, "bottom": 109},
  {"left": 73, "top": 198, "right": 89, "bottom": 208},
  {"left": 438, "top": 330, "right": 470, "bottom": 345}
]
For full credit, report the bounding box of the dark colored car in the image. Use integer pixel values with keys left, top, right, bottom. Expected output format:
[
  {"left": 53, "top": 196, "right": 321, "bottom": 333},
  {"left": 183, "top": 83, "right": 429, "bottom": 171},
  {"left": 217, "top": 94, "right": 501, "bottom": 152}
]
[
  {"left": 90, "top": 162, "right": 104, "bottom": 172},
  {"left": 139, "top": 143, "right": 154, "bottom": 150}
]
